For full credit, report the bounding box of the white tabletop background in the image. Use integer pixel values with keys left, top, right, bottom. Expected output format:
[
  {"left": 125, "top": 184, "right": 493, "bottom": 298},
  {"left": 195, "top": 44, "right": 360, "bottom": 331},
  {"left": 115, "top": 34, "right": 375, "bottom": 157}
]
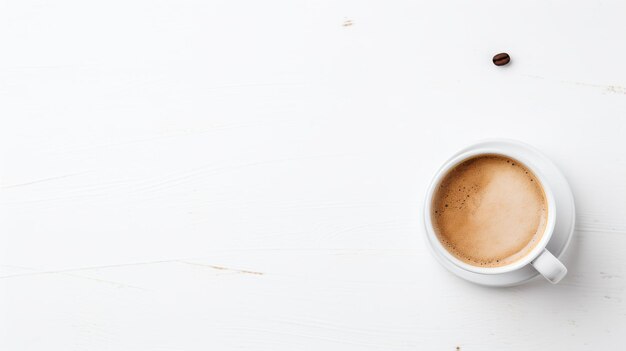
[{"left": 1, "top": 0, "right": 626, "bottom": 350}]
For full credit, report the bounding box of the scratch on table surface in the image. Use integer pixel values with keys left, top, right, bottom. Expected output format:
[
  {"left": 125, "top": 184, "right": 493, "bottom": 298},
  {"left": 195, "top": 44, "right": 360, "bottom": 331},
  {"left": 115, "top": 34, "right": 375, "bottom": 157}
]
[
  {"left": 564, "top": 80, "right": 626, "bottom": 95},
  {"left": 577, "top": 227, "right": 626, "bottom": 236},
  {"left": 605, "top": 85, "right": 626, "bottom": 95},
  {"left": 577, "top": 226, "right": 626, "bottom": 235},
  {"left": 576, "top": 213, "right": 626, "bottom": 235},
  {"left": 603, "top": 295, "right": 623, "bottom": 303},
  {"left": 0, "top": 259, "right": 264, "bottom": 280},
  {"left": 522, "top": 74, "right": 626, "bottom": 95},
  {"left": 0, "top": 264, "right": 145, "bottom": 289},
  {"left": 600, "top": 272, "right": 623, "bottom": 280},
  {"left": 178, "top": 260, "right": 264, "bottom": 275},
  {"left": 342, "top": 19, "right": 353, "bottom": 27},
  {"left": 0, "top": 260, "right": 176, "bottom": 279},
  {"left": 522, "top": 74, "right": 546, "bottom": 80},
  {"left": 0, "top": 172, "right": 87, "bottom": 189},
  {"left": 63, "top": 272, "right": 146, "bottom": 290},
  {"left": 523, "top": 74, "right": 626, "bottom": 95}
]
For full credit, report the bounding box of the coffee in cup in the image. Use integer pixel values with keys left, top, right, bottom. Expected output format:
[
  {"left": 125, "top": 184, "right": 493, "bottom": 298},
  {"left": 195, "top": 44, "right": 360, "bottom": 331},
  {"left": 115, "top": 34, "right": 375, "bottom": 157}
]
[{"left": 431, "top": 154, "right": 548, "bottom": 268}]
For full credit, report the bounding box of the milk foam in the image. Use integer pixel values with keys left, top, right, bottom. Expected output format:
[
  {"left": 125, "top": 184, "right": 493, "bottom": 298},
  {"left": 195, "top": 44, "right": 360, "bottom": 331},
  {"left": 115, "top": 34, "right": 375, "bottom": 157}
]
[{"left": 432, "top": 155, "right": 547, "bottom": 268}]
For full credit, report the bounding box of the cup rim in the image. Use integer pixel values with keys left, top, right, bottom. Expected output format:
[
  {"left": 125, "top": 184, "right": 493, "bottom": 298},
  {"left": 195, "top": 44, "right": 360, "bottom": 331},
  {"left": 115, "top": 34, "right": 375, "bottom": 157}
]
[{"left": 423, "top": 146, "right": 557, "bottom": 275}]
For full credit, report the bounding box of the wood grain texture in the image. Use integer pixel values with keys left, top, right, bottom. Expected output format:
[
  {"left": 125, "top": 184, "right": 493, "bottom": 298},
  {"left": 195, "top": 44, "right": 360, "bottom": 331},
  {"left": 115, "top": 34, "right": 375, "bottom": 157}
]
[{"left": 1, "top": 0, "right": 626, "bottom": 350}]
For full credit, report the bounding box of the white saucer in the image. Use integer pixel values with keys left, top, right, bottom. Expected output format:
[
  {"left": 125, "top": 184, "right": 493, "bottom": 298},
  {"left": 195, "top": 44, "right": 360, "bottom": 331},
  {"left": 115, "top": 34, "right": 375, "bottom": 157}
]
[{"left": 425, "top": 140, "right": 576, "bottom": 287}]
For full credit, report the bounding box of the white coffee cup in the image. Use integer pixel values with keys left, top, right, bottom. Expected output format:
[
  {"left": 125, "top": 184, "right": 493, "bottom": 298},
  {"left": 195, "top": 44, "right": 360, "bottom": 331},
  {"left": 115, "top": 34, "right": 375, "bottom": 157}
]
[{"left": 423, "top": 143, "right": 567, "bottom": 284}]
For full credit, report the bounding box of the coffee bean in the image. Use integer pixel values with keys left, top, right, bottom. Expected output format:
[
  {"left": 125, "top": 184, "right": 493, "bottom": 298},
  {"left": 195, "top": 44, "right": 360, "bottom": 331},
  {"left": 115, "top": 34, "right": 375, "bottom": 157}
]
[{"left": 492, "top": 52, "right": 510, "bottom": 66}]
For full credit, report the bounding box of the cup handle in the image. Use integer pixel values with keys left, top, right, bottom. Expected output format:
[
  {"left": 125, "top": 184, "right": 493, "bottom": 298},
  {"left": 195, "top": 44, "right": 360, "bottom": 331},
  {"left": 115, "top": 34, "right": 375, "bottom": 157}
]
[{"left": 531, "top": 249, "right": 567, "bottom": 284}]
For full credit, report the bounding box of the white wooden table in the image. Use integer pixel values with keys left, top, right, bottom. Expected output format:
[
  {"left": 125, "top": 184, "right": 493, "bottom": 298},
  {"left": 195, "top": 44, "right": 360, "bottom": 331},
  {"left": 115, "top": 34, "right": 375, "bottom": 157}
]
[{"left": 2, "top": 1, "right": 625, "bottom": 349}]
